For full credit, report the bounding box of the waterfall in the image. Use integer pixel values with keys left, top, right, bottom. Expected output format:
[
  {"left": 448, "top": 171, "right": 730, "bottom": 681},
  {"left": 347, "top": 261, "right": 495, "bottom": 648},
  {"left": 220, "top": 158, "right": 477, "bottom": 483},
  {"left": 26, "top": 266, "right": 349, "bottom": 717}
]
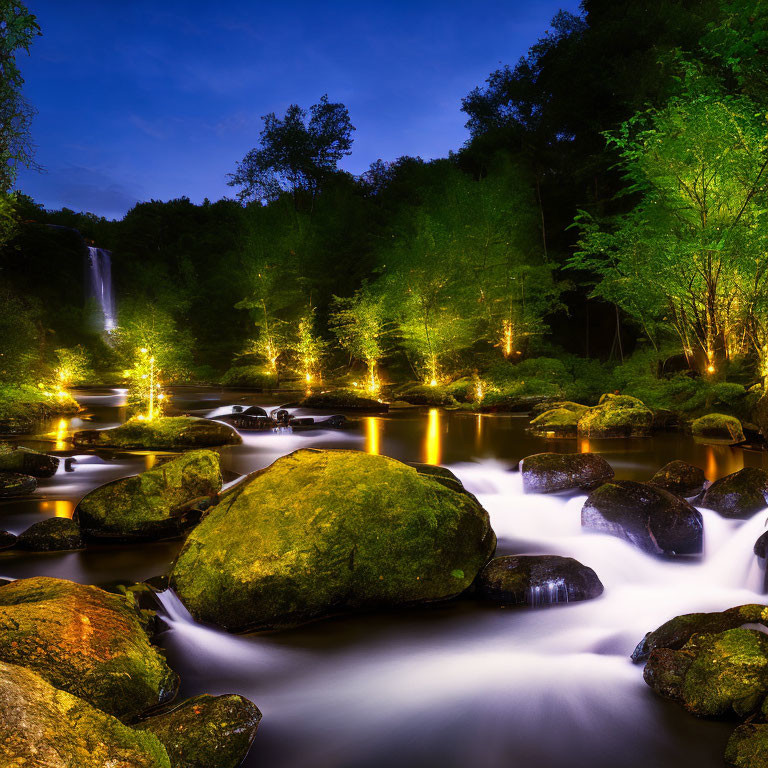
[{"left": 86, "top": 246, "right": 116, "bottom": 332}]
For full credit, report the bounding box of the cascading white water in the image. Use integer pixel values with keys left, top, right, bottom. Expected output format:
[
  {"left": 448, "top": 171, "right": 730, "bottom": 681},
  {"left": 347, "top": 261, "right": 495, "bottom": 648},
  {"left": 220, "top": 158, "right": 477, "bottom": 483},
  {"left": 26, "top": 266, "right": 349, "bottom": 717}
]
[{"left": 86, "top": 246, "right": 116, "bottom": 332}]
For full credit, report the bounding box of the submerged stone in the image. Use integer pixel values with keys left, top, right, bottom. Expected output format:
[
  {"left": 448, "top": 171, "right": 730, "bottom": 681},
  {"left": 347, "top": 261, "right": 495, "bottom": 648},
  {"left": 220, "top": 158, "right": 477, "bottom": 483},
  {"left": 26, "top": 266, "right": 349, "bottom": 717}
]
[
  {"left": 171, "top": 449, "right": 496, "bottom": 631},
  {"left": 75, "top": 449, "right": 222, "bottom": 540},
  {"left": 477, "top": 555, "right": 603, "bottom": 606},
  {"left": 726, "top": 723, "right": 768, "bottom": 768},
  {"left": 0, "top": 531, "right": 16, "bottom": 550},
  {"left": 581, "top": 480, "right": 703, "bottom": 556},
  {"left": 301, "top": 389, "right": 389, "bottom": 412},
  {"left": 649, "top": 460, "right": 707, "bottom": 498},
  {"left": 0, "top": 471, "right": 36, "bottom": 497},
  {"left": 135, "top": 693, "right": 261, "bottom": 768},
  {"left": 632, "top": 604, "right": 768, "bottom": 663},
  {"left": 691, "top": 413, "right": 745, "bottom": 444},
  {"left": 0, "top": 576, "right": 178, "bottom": 719},
  {"left": 529, "top": 408, "right": 581, "bottom": 436},
  {"left": 0, "top": 661, "right": 171, "bottom": 768},
  {"left": 0, "top": 442, "right": 59, "bottom": 477},
  {"left": 577, "top": 394, "right": 654, "bottom": 438},
  {"left": 643, "top": 628, "right": 768, "bottom": 718},
  {"left": 699, "top": 468, "right": 768, "bottom": 519},
  {"left": 73, "top": 416, "right": 241, "bottom": 450},
  {"left": 520, "top": 452, "right": 614, "bottom": 493},
  {"left": 16, "top": 517, "right": 84, "bottom": 551}
]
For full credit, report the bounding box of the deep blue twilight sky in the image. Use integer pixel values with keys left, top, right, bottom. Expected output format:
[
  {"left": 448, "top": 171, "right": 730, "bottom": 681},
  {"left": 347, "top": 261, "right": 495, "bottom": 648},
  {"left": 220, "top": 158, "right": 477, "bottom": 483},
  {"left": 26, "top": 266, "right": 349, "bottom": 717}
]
[{"left": 16, "top": 0, "right": 579, "bottom": 219}]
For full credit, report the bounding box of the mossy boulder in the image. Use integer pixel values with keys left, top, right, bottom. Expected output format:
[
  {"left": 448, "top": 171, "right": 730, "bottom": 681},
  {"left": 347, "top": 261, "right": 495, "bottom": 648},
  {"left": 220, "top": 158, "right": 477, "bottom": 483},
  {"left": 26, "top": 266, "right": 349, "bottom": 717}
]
[
  {"left": 16, "top": 517, "right": 84, "bottom": 551},
  {"left": 0, "top": 470, "right": 36, "bottom": 497},
  {"left": 397, "top": 384, "right": 457, "bottom": 407},
  {"left": 477, "top": 392, "right": 550, "bottom": 413},
  {"left": 135, "top": 694, "right": 261, "bottom": 768},
  {"left": 405, "top": 461, "right": 467, "bottom": 494},
  {"left": 692, "top": 413, "right": 745, "bottom": 444},
  {"left": 0, "top": 577, "right": 178, "bottom": 719},
  {"left": 644, "top": 628, "right": 768, "bottom": 718},
  {"left": 577, "top": 394, "right": 654, "bottom": 438},
  {"left": 756, "top": 394, "right": 768, "bottom": 442},
  {"left": 300, "top": 388, "right": 389, "bottom": 412},
  {"left": 529, "top": 408, "right": 581, "bottom": 436},
  {"left": 170, "top": 449, "right": 497, "bottom": 631},
  {"left": 649, "top": 460, "right": 707, "bottom": 498},
  {"left": 477, "top": 555, "right": 603, "bottom": 606},
  {"left": 0, "top": 531, "right": 16, "bottom": 550},
  {"left": 699, "top": 467, "right": 768, "bottom": 519},
  {"left": 0, "top": 442, "right": 59, "bottom": 477},
  {"left": 0, "top": 660, "right": 171, "bottom": 768},
  {"left": 75, "top": 450, "right": 222, "bottom": 540},
  {"left": 581, "top": 480, "right": 703, "bottom": 556},
  {"left": 529, "top": 400, "right": 590, "bottom": 419},
  {"left": 520, "top": 452, "right": 614, "bottom": 493},
  {"left": 632, "top": 604, "right": 768, "bottom": 663},
  {"left": 726, "top": 723, "right": 768, "bottom": 768},
  {"left": 73, "top": 416, "right": 241, "bottom": 450}
]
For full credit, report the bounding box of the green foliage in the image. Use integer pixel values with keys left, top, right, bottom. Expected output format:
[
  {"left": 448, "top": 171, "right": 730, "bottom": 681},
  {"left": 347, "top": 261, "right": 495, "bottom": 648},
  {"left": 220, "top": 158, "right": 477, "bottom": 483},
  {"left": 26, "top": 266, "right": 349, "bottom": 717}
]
[{"left": 219, "top": 364, "right": 277, "bottom": 389}]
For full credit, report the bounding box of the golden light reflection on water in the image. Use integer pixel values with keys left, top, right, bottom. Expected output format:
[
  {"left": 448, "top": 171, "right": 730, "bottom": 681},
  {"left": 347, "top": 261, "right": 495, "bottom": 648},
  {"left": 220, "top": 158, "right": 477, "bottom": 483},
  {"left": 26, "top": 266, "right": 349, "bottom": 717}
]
[
  {"left": 365, "top": 417, "right": 380, "bottom": 455},
  {"left": 475, "top": 414, "right": 483, "bottom": 452},
  {"left": 578, "top": 438, "right": 591, "bottom": 454},
  {"left": 40, "top": 500, "right": 74, "bottom": 519},
  {"left": 704, "top": 444, "right": 744, "bottom": 481},
  {"left": 49, "top": 418, "right": 69, "bottom": 451},
  {"left": 144, "top": 454, "right": 158, "bottom": 471},
  {"left": 425, "top": 408, "right": 441, "bottom": 465}
]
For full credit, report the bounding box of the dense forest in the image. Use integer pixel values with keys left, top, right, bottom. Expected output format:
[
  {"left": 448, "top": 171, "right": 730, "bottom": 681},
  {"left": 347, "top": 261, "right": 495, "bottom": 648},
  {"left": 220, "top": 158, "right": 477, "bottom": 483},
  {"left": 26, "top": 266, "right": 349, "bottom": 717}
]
[{"left": 2, "top": 0, "right": 768, "bottom": 420}]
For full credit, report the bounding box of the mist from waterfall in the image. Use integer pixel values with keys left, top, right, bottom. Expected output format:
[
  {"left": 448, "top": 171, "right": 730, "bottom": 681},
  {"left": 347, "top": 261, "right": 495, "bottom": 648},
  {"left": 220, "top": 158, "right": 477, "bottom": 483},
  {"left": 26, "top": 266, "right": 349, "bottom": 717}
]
[{"left": 86, "top": 245, "right": 116, "bottom": 332}]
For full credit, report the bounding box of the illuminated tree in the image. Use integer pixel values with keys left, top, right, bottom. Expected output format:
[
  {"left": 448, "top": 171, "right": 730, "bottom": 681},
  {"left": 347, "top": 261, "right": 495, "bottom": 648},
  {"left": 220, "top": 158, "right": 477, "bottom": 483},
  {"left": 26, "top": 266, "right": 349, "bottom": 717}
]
[
  {"left": 53, "top": 346, "right": 90, "bottom": 390},
  {"left": 292, "top": 308, "right": 326, "bottom": 387},
  {"left": 124, "top": 346, "right": 165, "bottom": 421}
]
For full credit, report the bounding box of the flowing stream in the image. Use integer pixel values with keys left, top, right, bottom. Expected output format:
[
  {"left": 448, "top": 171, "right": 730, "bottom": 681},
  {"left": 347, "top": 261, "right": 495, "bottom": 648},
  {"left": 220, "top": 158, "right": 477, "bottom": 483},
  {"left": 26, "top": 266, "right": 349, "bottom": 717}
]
[{"left": 2, "top": 387, "right": 768, "bottom": 767}]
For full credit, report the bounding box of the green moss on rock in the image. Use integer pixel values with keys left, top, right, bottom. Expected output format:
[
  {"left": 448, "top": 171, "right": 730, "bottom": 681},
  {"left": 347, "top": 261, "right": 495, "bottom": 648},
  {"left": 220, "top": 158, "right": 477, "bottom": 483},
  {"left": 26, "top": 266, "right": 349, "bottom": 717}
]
[
  {"left": 16, "top": 517, "right": 84, "bottom": 551},
  {"left": 700, "top": 467, "right": 768, "bottom": 519},
  {"left": 397, "top": 384, "right": 457, "bottom": 407},
  {"left": 530, "top": 408, "right": 581, "bottom": 435},
  {"left": 135, "top": 694, "right": 261, "bottom": 768},
  {"left": 691, "top": 413, "right": 745, "bottom": 444},
  {"left": 726, "top": 723, "right": 768, "bottom": 768},
  {"left": 170, "top": 449, "right": 496, "bottom": 631},
  {"left": 75, "top": 450, "right": 222, "bottom": 540},
  {"left": 0, "top": 661, "right": 171, "bottom": 768},
  {"left": 0, "top": 442, "right": 59, "bottom": 477},
  {"left": 577, "top": 394, "right": 654, "bottom": 438},
  {"left": 649, "top": 460, "right": 707, "bottom": 498},
  {"left": 0, "top": 577, "right": 178, "bottom": 719},
  {"left": 0, "top": 471, "right": 36, "bottom": 497},
  {"left": 73, "top": 416, "right": 241, "bottom": 450},
  {"left": 300, "top": 389, "right": 389, "bottom": 412}
]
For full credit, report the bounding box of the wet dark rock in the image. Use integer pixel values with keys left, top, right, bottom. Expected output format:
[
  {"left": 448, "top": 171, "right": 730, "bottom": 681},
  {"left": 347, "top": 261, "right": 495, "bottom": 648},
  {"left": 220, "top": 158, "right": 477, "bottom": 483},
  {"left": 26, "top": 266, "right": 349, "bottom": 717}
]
[
  {"left": 649, "top": 460, "right": 707, "bottom": 498},
  {"left": 0, "top": 661, "right": 171, "bottom": 768},
  {"left": 577, "top": 394, "right": 654, "bottom": 438},
  {"left": 581, "top": 480, "right": 703, "bottom": 556},
  {"left": 171, "top": 449, "right": 496, "bottom": 631},
  {"left": 0, "top": 576, "right": 178, "bottom": 719},
  {"left": 632, "top": 604, "right": 768, "bottom": 663},
  {"left": 726, "top": 723, "right": 768, "bottom": 768},
  {"left": 756, "top": 395, "right": 768, "bottom": 443},
  {"left": 300, "top": 389, "right": 389, "bottom": 412},
  {"left": 520, "top": 452, "right": 614, "bottom": 493},
  {"left": 643, "top": 628, "right": 768, "bottom": 718},
  {"left": 75, "top": 449, "right": 222, "bottom": 540},
  {"left": 135, "top": 693, "right": 262, "bottom": 768},
  {"left": 691, "top": 413, "right": 745, "bottom": 444},
  {"left": 756, "top": 532, "right": 768, "bottom": 559},
  {"left": 0, "top": 531, "right": 16, "bottom": 550},
  {"left": 0, "top": 471, "right": 36, "bottom": 497},
  {"left": 0, "top": 442, "right": 59, "bottom": 477},
  {"left": 16, "top": 517, "right": 83, "bottom": 552},
  {"left": 699, "top": 467, "right": 768, "bottom": 519},
  {"left": 477, "top": 555, "right": 603, "bottom": 606},
  {"left": 73, "top": 416, "right": 241, "bottom": 450}
]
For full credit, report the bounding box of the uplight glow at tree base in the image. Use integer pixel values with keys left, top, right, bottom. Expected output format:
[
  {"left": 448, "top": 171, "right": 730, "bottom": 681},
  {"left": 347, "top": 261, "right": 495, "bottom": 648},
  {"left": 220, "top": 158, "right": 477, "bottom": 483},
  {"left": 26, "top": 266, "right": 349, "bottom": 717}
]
[{"left": 125, "top": 347, "right": 166, "bottom": 422}]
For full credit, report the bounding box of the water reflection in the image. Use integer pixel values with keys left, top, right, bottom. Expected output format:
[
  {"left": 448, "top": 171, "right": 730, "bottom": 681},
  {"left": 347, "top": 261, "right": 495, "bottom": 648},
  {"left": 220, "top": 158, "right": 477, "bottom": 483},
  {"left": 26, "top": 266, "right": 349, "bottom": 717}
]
[
  {"left": 425, "top": 408, "right": 441, "bottom": 465},
  {"left": 40, "top": 500, "right": 74, "bottom": 519},
  {"left": 365, "top": 417, "right": 381, "bottom": 456},
  {"left": 52, "top": 419, "right": 69, "bottom": 451}
]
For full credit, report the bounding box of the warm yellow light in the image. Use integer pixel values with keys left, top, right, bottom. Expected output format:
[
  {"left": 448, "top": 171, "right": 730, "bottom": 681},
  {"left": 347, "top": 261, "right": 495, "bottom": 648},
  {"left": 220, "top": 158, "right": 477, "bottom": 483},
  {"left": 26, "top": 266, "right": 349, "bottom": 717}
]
[
  {"left": 429, "top": 378, "right": 437, "bottom": 387},
  {"left": 502, "top": 321, "right": 513, "bottom": 357},
  {"left": 305, "top": 372, "right": 312, "bottom": 383},
  {"left": 137, "top": 414, "right": 146, "bottom": 421},
  {"left": 425, "top": 408, "right": 441, "bottom": 465},
  {"left": 365, "top": 417, "right": 380, "bottom": 455},
  {"left": 474, "top": 381, "right": 485, "bottom": 402},
  {"left": 707, "top": 364, "right": 715, "bottom": 374},
  {"left": 140, "top": 347, "right": 148, "bottom": 354}
]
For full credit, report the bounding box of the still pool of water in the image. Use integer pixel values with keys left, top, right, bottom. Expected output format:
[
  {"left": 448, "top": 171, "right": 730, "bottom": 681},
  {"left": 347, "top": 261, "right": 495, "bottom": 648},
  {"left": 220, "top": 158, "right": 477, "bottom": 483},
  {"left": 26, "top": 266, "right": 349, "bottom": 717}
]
[{"left": 3, "top": 386, "right": 768, "bottom": 768}]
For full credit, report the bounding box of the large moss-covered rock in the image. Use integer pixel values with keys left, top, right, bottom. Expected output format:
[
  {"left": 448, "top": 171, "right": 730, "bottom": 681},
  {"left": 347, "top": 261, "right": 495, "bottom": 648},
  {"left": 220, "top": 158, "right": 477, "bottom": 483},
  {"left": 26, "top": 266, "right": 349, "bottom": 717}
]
[
  {"left": 577, "top": 394, "right": 654, "bottom": 438},
  {"left": 135, "top": 694, "right": 261, "bottom": 768},
  {"left": 581, "top": 480, "right": 703, "bottom": 556},
  {"left": 699, "top": 468, "right": 768, "bottom": 519},
  {"left": 529, "top": 408, "right": 581, "bottom": 436},
  {"left": 0, "top": 441, "right": 59, "bottom": 477},
  {"left": 0, "top": 470, "right": 35, "bottom": 497},
  {"left": 692, "top": 413, "right": 745, "bottom": 444},
  {"left": 301, "top": 389, "right": 389, "bottom": 412},
  {"left": 0, "top": 577, "right": 178, "bottom": 719},
  {"left": 529, "top": 400, "right": 590, "bottom": 419},
  {"left": 726, "top": 723, "right": 768, "bottom": 768},
  {"left": 520, "top": 452, "right": 614, "bottom": 493},
  {"left": 16, "top": 517, "right": 84, "bottom": 551},
  {"left": 632, "top": 604, "right": 768, "bottom": 663},
  {"left": 73, "top": 416, "right": 241, "bottom": 450},
  {"left": 477, "top": 555, "right": 603, "bottom": 606},
  {"left": 171, "top": 449, "right": 496, "bottom": 631},
  {"left": 649, "top": 460, "right": 707, "bottom": 498},
  {"left": 75, "top": 450, "right": 222, "bottom": 540},
  {"left": 396, "top": 384, "right": 457, "bottom": 407},
  {"left": 644, "top": 628, "right": 768, "bottom": 718},
  {"left": 0, "top": 660, "right": 171, "bottom": 768},
  {"left": 756, "top": 394, "right": 768, "bottom": 443}
]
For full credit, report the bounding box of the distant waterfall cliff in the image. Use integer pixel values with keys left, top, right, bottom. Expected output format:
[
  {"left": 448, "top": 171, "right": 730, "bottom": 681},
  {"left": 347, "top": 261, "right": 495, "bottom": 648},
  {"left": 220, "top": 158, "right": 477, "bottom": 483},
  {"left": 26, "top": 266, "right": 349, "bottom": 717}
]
[{"left": 86, "top": 246, "right": 116, "bottom": 332}]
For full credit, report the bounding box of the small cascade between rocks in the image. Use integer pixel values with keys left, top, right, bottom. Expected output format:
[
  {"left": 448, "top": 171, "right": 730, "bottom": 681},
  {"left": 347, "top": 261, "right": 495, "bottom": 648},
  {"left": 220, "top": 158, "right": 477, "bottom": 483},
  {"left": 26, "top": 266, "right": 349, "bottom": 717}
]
[{"left": 86, "top": 245, "right": 116, "bottom": 332}]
